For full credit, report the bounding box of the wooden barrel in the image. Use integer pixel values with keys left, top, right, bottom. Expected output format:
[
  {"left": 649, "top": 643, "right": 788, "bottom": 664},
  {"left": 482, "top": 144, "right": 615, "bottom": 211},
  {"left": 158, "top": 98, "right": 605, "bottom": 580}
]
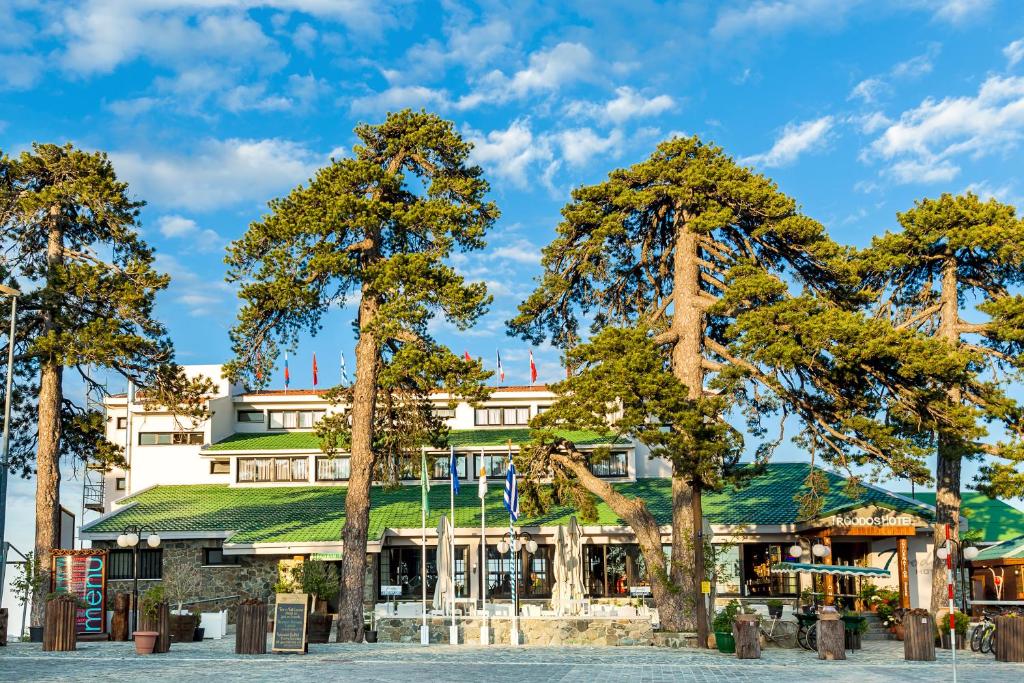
[
  {"left": 43, "top": 599, "right": 77, "bottom": 652},
  {"left": 110, "top": 593, "right": 130, "bottom": 642},
  {"left": 995, "top": 616, "right": 1024, "bottom": 662},
  {"left": 817, "top": 616, "right": 845, "bottom": 660},
  {"left": 235, "top": 600, "right": 268, "bottom": 655},
  {"left": 140, "top": 602, "right": 171, "bottom": 653},
  {"left": 903, "top": 611, "right": 935, "bottom": 661},
  {"left": 732, "top": 615, "right": 760, "bottom": 659}
]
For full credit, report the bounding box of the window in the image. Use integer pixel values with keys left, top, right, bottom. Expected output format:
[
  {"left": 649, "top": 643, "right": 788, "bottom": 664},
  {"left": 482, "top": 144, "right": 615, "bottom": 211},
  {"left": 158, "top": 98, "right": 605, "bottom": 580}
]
[
  {"left": 237, "top": 457, "right": 309, "bottom": 482},
  {"left": 108, "top": 548, "right": 162, "bottom": 580},
  {"left": 588, "top": 451, "right": 629, "bottom": 477},
  {"left": 713, "top": 544, "right": 741, "bottom": 595},
  {"left": 584, "top": 544, "right": 649, "bottom": 597},
  {"left": 432, "top": 454, "right": 467, "bottom": 480},
  {"left": 139, "top": 432, "right": 203, "bottom": 446},
  {"left": 210, "top": 459, "right": 230, "bottom": 475},
  {"left": 115, "top": 477, "right": 126, "bottom": 491},
  {"left": 483, "top": 545, "right": 551, "bottom": 598},
  {"left": 203, "top": 548, "right": 239, "bottom": 566},
  {"left": 316, "top": 456, "right": 350, "bottom": 481},
  {"left": 237, "top": 410, "right": 264, "bottom": 423},
  {"left": 740, "top": 543, "right": 798, "bottom": 597},
  {"left": 474, "top": 406, "right": 529, "bottom": 426},
  {"left": 431, "top": 406, "right": 456, "bottom": 420},
  {"left": 268, "top": 410, "right": 325, "bottom": 429},
  {"left": 475, "top": 453, "right": 507, "bottom": 478},
  {"left": 116, "top": 417, "right": 128, "bottom": 429}
]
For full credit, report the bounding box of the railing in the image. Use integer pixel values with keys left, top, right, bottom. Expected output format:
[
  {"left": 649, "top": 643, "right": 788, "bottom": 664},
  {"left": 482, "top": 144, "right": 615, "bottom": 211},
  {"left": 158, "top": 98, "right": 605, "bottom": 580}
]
[{"left": 82, "top": 467, "right": 105, "bottom": 512}]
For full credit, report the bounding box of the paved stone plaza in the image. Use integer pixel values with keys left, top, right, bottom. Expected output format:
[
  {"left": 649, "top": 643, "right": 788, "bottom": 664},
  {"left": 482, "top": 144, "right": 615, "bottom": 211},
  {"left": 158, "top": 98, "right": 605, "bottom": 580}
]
[{"left": 1, "top": 639, "right": 1022, "bottom": 682}]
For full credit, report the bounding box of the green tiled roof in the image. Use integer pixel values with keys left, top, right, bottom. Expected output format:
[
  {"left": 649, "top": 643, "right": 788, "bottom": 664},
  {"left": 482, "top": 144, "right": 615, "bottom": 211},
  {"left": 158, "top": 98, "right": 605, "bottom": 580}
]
[
  {"left": 895, "top": 492, "right": 1024, "bottom": 544},
  {"left": 83, "top": 464, "right": 932, "bottom": 546},
  {"left": 205, "top": 428, "right": 623, "bottom": 452},
  {"left": 973, "top": 535, "right": 1024, "bottom": 562}
]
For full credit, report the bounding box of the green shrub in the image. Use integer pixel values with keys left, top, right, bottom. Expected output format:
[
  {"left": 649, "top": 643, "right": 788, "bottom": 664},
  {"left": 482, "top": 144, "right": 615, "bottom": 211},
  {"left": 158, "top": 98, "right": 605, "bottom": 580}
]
[
  {"left": 712, "top": 600, "right": 742, "bottom": 633},
  {"left": 938, "top": 611, "right": 969, "bottom": 635}
]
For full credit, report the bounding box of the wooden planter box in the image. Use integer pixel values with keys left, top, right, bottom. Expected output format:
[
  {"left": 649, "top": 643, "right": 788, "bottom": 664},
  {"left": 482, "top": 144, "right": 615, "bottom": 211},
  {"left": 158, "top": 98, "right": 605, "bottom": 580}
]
[
  {"left": 236, "top": 600, "right": 268, "bottom": 655},
  {"left": 307, "top": 613, "right": 332, "bottom": 644},
  {"left": 995, "top": 616, "right": 1024, "bottom": 663},
  {"left": 903, "top": 612, "right": 935, "bottom": 661},
  {"left": 140, "top": 602, "right": 171, "bottom": 654},
  {"left": 43, "top": 599, "right": 77, "bottom": 652},
  {"left": 170, "top": 614, "right": 200, "bottom": 643}
]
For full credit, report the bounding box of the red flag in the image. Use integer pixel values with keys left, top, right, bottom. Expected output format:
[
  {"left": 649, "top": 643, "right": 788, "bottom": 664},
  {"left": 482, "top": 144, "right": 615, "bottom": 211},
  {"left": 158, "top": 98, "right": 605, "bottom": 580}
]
[
  {"left": 530, "top": 350, "right": 537, "bottom": 384},
  {"left": 464, "top": 350, "right": 471, "bottom": 362},
  {"left": 312, "top": 353, "right": 319, "bottom": 387}
]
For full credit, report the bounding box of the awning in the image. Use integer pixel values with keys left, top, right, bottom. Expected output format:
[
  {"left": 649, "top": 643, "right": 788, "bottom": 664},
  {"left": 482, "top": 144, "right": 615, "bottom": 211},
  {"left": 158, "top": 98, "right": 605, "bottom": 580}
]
[
  {"left": 310, "top": 552, "right": 344, "bottom": 561},
  {"left": 771, "top": 561, "right": 890, "bottom": 578}
]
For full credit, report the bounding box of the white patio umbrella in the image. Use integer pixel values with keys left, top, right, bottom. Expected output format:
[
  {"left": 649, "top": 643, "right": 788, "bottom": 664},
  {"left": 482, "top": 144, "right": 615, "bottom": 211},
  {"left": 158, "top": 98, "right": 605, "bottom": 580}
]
[
  {"left": 551, "top": 525, "right": 568, "bottom": 616},
  {"left": 565, "top": 516, "right": 585, "bottom": 614},
  {"left": 432, "top": 514, "right": 453, "bottom": 613}
]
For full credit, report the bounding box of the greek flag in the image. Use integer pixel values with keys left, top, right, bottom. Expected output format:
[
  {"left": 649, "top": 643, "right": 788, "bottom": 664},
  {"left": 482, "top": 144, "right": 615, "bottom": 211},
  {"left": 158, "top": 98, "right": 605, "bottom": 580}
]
[{"left": 504, "top": 456, "right": 519, "bottom": 522}]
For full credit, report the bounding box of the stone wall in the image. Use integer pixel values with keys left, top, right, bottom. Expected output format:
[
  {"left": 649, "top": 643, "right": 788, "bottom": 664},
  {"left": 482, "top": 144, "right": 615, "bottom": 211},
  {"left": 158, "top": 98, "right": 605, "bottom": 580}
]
[
  {"left": 376, "top": 616, "right": 654, "bottom": 646},
  {"left": 94, "top": 540, "right": 279, "bottom": 623}
]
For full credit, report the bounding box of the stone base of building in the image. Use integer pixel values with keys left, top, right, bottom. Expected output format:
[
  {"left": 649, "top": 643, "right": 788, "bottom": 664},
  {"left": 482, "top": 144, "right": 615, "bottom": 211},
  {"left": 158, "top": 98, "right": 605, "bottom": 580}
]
[{"left": 375, "top": 616, "right": 654, "bottom": 646}]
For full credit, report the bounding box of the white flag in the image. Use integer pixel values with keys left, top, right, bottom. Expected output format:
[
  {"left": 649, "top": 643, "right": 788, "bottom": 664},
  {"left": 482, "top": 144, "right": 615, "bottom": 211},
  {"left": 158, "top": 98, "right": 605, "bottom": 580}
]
[{"left": 478, "top": 464, "right": 487, "bottom": 499}]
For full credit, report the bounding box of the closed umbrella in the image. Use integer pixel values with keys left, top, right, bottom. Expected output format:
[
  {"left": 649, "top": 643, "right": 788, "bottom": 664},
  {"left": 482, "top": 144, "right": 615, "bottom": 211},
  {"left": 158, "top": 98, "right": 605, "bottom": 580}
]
[
  {"left": 551, "top": 525, "right": 568, "bottom": 615},
  {"left": 432, "top": 515, "right": 453, "bottom": 613},
  {"left": 566, "top": 516, "right": 585, "bottom": 614}
]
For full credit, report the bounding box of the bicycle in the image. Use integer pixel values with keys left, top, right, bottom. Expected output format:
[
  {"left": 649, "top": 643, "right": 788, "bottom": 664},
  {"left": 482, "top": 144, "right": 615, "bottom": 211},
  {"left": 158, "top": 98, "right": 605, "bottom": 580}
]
[
  {"left": 795, "top": 611, "right": 818, "bottom": 651},
  {"left": 970, "top": 611, "right": 996, "bottom": 653},
  {"left": 759, "top": 616, "right": 798, "bottom": 647}
]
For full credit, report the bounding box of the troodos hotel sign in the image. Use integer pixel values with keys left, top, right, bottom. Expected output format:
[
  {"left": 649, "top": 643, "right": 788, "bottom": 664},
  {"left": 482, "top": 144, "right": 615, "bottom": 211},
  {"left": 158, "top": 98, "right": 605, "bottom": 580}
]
[{"left": 834, "top": 513, "right": 915, "bottom": 527}]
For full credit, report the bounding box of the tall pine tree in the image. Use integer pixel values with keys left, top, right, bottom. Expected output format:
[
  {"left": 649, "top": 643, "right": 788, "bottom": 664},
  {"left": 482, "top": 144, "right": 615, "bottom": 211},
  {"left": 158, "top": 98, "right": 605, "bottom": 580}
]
[
  {"left": 225, "top": 110, "right": 497, "bottom": 641},
  {"left": 860, "top": 192, "right": 1024, "bottom": 611},
  {"left": 0, "top": 143, "right": 211, "bottom": 625}
]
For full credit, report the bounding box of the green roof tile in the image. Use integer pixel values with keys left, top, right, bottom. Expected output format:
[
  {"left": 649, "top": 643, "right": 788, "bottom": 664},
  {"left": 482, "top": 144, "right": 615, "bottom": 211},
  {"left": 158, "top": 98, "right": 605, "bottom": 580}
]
[
  {"left": 205, "top": 428, "right": 623, "bottom": 452},
  {"left": 895, "top": 491, "right": 1024, "bottom": 543},
  {"left": 973, "top": 535, "right": 1024, "bottom": 561}
]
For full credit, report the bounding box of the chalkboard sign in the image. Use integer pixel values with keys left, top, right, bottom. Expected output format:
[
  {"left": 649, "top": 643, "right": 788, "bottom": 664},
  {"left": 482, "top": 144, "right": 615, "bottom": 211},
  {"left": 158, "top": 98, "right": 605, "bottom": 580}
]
[
  {"left": 629, "top": 586, "right": 651, "bottom": 597},
  {"left": 381, "top": 585, "right": 403, "bottom": 597},
  {"left": 272, "top": 593, "right": 308, "bottom": 654}
]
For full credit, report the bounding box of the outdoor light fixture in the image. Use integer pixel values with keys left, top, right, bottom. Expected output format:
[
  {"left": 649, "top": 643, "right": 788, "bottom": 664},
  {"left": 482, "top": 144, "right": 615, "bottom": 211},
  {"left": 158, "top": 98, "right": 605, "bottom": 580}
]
[
  {"left": 119, "top": 524, "right": 160, "bottom": 634},
  {"left": 147, "top": 533, "right": 161, "bottom": 548},
  {"left": 789, "top": 544, "right": 804, "bottom": 558},
  {"left": 936, "top": 546, "right": 950, "bottom": 560},
  {"left": 963, "top": 546, "right": 979, "bottom": 560},
  {"left": 811, "top": 543, "right": 830, "bottom": 558}
]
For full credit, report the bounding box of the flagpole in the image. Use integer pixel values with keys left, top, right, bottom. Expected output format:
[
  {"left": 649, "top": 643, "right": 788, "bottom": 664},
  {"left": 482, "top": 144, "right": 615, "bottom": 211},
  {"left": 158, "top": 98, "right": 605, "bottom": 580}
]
[
  {"left": 508, "top": 440, "right": 519, "bottom": 647},
  {"left": 480, "top": 447, "right": 489, "bottom": 646},
  {"left": 421, "top": 446, "right": 429, "bottom": 646},
  {"left": 450, "top": 445, "right": 458, "bottom": 644}
]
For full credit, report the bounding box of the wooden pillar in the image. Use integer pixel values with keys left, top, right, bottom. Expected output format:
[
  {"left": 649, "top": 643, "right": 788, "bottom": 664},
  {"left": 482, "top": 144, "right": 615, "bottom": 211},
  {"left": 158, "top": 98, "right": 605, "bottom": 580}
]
[
  {"left": 896, "top": 537, "right": 911, "bottom": 609},
  {"left": 733, "top": 614, "right": 760, "bottom": 659},
  {"left": 822, "top": 537, "right": 834, "bottom": 605},
  {"left": 817, "top": 614, "right": 845, "bottom": 660}
]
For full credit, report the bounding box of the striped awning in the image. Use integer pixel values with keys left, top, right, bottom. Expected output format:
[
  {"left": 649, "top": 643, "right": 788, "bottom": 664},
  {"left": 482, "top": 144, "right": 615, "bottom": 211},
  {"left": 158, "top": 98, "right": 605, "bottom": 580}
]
[
  {"left": 771, "top": 562, "right": 890, "bottom": 578},
  {"left": 309, "top": 552, "right": 344, "bottom": 561}
]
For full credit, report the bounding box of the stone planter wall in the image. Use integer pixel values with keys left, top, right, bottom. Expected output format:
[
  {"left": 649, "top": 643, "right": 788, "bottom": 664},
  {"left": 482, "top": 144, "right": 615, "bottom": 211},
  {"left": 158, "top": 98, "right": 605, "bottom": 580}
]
[{"left": 376, "top": 616, "right": 654, "bottom": 646}]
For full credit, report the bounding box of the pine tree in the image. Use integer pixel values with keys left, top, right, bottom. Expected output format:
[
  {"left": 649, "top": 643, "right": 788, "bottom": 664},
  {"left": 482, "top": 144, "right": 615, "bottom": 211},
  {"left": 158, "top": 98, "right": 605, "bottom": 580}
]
[
  {"left": 0, "top": 143, "right": 211, "bottom": 625},
  {"left": 225, "top": 110, "right": 497, "bottom": 641},
  {"left": 509, "top": 136, "right": 961, "bottom": 637},
  {"left": 860, "top": 192, "right": 1024, "bottom": 612}
]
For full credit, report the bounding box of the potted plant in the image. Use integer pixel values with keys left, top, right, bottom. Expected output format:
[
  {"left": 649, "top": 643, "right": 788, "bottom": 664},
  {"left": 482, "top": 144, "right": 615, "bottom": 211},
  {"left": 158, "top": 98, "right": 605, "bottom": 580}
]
[
  {"left": 294, "top": 560, "right": 339, "bottom": 644},
  {"left": 139, "top": 585, "right": 170, "bottom": 654},
  {"left": 712, "top": 600, "right": 741, "bottom": 654},
  {"left": 365, "top": 611, "right": 378, "bottom": 643},
  {"left": 938, "top": 610, "right": 969, "bottom": 649},
  {"left": 12, "top": 551, "right": 44, "bottom": 642},
  {"left": 163, "top": 563, "right": 201, "bottom": 643},
  {"left": 858, "top": 582, "right": 878, "bottom": 611},
  {"left": 799, "top": 588, "right": 815, "bottom": 614},
  {"left": 766, "top": 599, "right": 784, "bottom": 619},
  {"left": 841, "top": 610, "right": 868, "bottom": 650},
  {"left": 192, "top": 606, "right": 205, "bottom": 641}
]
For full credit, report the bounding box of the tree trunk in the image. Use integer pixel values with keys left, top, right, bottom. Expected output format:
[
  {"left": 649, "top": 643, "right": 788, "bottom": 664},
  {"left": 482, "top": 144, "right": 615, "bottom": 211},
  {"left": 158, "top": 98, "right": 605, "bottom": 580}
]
[
  {"left": 816, "top": 616, "right": 845, "bottom": 660},
  {"left": 335, "top": 292, "right": 380, "bottom": 643},
  {"left": 733, "top": 614, "right": 760, "bottom": 659},
  {"left": 931, "top": 256, "right": 962, "bottom": 614},
  {"left": 32, "top": 221, "right": 64, "bottom": 628}
]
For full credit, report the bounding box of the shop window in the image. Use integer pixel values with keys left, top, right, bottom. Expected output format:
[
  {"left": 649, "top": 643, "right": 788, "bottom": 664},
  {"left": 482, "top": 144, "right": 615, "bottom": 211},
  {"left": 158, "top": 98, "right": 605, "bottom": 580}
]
[
  {"left": 474, "top": 406, "right": 529, "bottom": 426},
  {"left": 116, "top": 417, "right": 128, "bottom": 429},
  {"left": 139, "top": 432, "right": 204, "bottom": 446},
  {"left": 483, "top": 545, "right": 551, "bottom": 599},
  {"left": 115, "top": 477, "right": 126, "bottom": 491},
  {"left": 741, "top": 543, "right": 798, "bottom": 597},
  {"left": 584, "top": 544, "right": 649, "bottom": 597},
  {"left": 237, "top": 410, "right": 264, "bottom": 423},
  {"left": 108, "top": 548, "right": 162, "bottom": 580},
  {"left": 474, "top": 454, "right": 507, "bottom": 478},
  {"left": 203, "top": 548, "right": 239, "bottom": 566},
  {"left": 210, "top": 459, "right": 230, "bottom": 475},
  {"left": 588, "top": 451, "right": 628, "bottom": 477},
  {"left": 268, "top": 410, "right": 325, "bottom": 429},
  {"left": 237, "top": 457, "right": 308, "bottom": 482},
  {"left": 316, "top": 456, "right": 350, "bottom": 481},
  {"left": 379, "top": 546, "right": 436, "bottom": 600}
]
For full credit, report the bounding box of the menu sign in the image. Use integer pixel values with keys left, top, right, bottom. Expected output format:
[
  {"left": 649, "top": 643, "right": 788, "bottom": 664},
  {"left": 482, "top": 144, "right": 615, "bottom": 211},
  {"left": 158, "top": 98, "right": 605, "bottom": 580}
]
[
  {"left": 272, "top": 593, "right": 309, "bottom": 654},
  {"left": 51, "top": 549, "right": 107, "bottom": 637}
]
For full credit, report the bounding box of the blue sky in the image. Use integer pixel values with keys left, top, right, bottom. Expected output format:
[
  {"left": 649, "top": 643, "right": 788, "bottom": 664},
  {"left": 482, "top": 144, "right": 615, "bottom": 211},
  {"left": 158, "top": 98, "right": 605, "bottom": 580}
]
[{"left": 3, "top": 0, "right": 1024, "bottom": 632}]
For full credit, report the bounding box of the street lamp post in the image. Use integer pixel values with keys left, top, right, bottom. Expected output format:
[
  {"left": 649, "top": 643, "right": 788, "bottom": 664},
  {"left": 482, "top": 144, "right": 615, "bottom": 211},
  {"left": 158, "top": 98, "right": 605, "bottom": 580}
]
[
  {"left": 789, "top": 536, "right": 831, "bottom": 607},
  {"left": 0, "top": 284, "right": 21, "bottom": 614},
  {"left": 116, "top": 525, "right": 161, "bottom": 634},
  {"left": 497, "top": 529, "right": 537, "bottom": 646},
  {"left": 936, "top": 536, "right": 979, "bottom": 614}
]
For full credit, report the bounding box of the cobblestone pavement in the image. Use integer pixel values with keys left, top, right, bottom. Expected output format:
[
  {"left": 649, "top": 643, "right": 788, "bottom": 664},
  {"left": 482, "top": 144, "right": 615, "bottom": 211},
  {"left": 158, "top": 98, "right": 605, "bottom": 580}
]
[{"left": 2, "top": 639, "right": 1022, "bottom": 682}]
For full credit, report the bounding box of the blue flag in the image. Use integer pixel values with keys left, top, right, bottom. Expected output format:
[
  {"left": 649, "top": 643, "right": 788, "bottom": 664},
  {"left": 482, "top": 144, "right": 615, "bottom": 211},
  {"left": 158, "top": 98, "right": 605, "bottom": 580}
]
[
  {"left": 504, "top": 456, "right": 519, "bottom": 522},
  {"left": 450, "top": 446, "right": 460, "bottom": 495}
]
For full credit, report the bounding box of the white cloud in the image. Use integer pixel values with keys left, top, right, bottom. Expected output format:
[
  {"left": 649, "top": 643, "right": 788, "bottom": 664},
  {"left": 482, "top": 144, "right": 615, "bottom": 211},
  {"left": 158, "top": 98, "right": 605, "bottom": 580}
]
[
  {"left": 851, "top": 111, "right": 893, "bottom": 134},
  {"left": 0, "top": 53, "right": 44, "bottom": 89},
  {"left": 111, "top": 138, "right": 323, "bottom": 211},
  {"left": 556, "top": 128, "right": 624, "bottom": 167},
  {"left": 466, "top": 120, "right": 554, "bottom": 189},
  {"left": 154, "top": 253, "right": 235, "bottom": 317},
  {"left": 456, "top": 42, "right": 594, "bottom": 109},
  {"left": 742, "top": 116, "right": 834, "bottom": 167},
  {"left": 156, "top": 215, "right": 224, "bottom": 253},
  {"left": 567, "top": 87, "right": 675, "bottom": 124},
  {"left": 849, "top": 78, "right": 888, "bottom": 103},
  {"left": 866, "top": 75, "right": 1024, "bottom": 183},
  {"left": 222, "top": 73, "right": 328, "bottom": 113},
  {"left": 848, "top": 44, "right": 939, "bottom": 103},
  {"left": 930, "top": 0, "right": 991, "bottom": 24},
  {"left": 1006, "top": 38, "right": 1024, "bottom": 69},
  {"left": 491, "top": 239, "right": 542, "bottom": 265},
  {"left": 891, "top": 51, "right": 936, "bottom": 79},
  {"left": 292, "top": 22, "right": 318, "bottom": 55},
  {"left": 348, "top": 85, "right": 451, "bottom": 115},
  {"left": 712, "top": 0, "right": 858, "bottom": 40}
]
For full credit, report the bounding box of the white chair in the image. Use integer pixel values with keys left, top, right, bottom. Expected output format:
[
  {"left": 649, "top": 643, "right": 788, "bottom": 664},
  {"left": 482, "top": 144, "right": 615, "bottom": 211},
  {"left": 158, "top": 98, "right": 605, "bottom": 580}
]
[
  {"left": 618, "top": 606, "right": 637, "bottom": 618},
  {"left": 200, "top": 610, "right": 228, "bottom": 640},
  {"left": 396, "top": 603, "right": 422, "bottom": 618}
]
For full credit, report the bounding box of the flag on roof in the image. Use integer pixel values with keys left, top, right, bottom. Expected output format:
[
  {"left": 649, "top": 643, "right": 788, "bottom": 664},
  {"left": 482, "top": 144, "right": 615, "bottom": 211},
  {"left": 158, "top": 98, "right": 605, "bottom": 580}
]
[
  {"left": 312, "top": 353, "right": 318, "bottom": 387},
  {"left": 529, "top": 350, "right": 537, "bottom": 385},
  {"left": 284, "top": 352, "right": 290, "bottom": 389},
  {"left": 464, "top": 350, "right": 471, "bottom": 362},
  {"left": 504, "top": 456, "right": 519, "bottom": 523},
  {"left": 496, "top": 350, "right": 504, "bottom": 383},
  {"left": 421, "top": 449, "right": 430, "bottom": 516}
]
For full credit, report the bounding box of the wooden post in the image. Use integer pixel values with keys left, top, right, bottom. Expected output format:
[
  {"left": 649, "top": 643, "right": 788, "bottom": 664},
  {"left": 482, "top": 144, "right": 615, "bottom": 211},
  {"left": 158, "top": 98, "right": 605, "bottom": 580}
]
[
  {"left": 902, "top": 610, "right": 935, "bottom": 661},
  {"left": 43, "top": 598, "right": 77, "bottom": 652},
  {"left": 732, "top": 614, "right": 760, "bottom": 659},
  {"left": 995, "top": 615, "right": 1024, "bottom": 662},
  {"left": 0, "top": 608, "right": 7, "bottom": 646},
  {"left": 896, "top": 537, "right": 911, "bottom": 609},
  {"left": 822, "top": 537, "right": 834, "bottom": 605},
  {"left": 111, "top": 593, "right": 130, "bottom": 641},
  {"left": 816, "top": 612, "right": 845, "bottom": 660},
  {"left": 140, "top": 602, "right": 171, "bottom": 653},
  {"left": 236, "top": 599, "right": 268, "bottom": 655}
]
